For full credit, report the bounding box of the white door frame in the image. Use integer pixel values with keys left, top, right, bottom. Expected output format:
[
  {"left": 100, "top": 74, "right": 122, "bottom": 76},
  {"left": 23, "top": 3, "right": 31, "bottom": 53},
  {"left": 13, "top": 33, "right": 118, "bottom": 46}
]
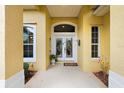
[
  {"left": 54, "top": 33, "right": 75, "bottom": 61},
  {"left": 51, "top": 22, "right": 78, "bottom": 62}
]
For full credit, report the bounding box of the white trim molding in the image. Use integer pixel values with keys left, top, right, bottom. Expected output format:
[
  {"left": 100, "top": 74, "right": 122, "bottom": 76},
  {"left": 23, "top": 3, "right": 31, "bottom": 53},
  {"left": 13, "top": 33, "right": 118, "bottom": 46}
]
[
  {"left": 109, "top": 70, "right": 124, "bottom": 88},
  {"left": 0, "top": 80, "right": 5, "bottom": 88},
  {"left": 5, "top": 70, "right": 24, "bottom": 88}
]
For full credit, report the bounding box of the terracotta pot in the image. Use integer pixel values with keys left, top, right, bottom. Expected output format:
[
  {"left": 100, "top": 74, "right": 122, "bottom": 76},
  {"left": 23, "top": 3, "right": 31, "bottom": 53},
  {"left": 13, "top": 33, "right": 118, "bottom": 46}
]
[{"left": 51, "top": 59, "right": 55, "bottom": 65}]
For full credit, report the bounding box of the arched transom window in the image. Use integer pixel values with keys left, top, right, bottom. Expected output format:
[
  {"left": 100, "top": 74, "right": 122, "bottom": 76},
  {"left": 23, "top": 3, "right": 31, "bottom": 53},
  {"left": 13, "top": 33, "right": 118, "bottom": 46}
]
[{"left": 54, "top": 24, "right": 75, "bottom": 32}]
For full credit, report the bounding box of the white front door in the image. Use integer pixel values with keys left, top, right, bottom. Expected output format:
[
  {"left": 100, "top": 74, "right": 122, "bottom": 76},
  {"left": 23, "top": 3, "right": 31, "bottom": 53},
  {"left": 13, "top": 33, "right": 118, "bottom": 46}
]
[{"left": 52, "top": 34, "right": 77, "bottom": 62}]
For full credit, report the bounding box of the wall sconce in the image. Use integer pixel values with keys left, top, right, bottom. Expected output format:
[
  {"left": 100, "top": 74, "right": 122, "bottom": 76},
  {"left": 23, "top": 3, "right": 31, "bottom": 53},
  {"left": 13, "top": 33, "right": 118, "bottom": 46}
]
[{"left": 78, "top": 39, "right": 80, "bottom": 47}]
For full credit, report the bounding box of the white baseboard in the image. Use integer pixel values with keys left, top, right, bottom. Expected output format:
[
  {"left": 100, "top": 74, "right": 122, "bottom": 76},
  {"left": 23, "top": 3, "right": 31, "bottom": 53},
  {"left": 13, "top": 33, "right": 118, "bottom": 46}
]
[
  {"left": 0, "top": 80, "right": 5, "bottom": 88},
  {"left": 5, "top": 70, "right": 24, "bottom": 88},
  {"left": 109, "top": 70, "right": 124, "bottom": 88}
]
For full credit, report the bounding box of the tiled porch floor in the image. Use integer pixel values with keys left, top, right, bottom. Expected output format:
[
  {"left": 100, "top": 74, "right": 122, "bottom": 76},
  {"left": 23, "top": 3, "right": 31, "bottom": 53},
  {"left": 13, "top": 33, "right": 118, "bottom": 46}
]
[{"left": 25, "top": 63, "right": 106, "bottom": 88}]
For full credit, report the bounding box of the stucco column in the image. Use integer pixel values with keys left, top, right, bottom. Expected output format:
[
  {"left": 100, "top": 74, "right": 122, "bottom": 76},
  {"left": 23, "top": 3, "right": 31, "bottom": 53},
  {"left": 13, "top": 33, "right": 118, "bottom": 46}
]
[{"left": 0, "top": 5, "right": 24, "bottom": 88}]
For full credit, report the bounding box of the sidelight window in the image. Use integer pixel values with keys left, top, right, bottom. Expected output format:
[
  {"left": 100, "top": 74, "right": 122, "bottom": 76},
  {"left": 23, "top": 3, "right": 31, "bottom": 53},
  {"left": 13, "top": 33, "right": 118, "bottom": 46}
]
[
  {"left": 91, "top": 26, "right": 100, "bottom": 58},
  {"left": 23, "top": 24, "right": 36, "bottom": 62}
]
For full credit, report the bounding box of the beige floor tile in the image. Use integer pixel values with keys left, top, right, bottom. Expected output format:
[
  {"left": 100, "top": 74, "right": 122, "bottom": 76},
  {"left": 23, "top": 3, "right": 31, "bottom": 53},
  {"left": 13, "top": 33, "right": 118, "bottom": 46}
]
[{"left": 25, "top": 63, "right": 106, "bottom": 88}]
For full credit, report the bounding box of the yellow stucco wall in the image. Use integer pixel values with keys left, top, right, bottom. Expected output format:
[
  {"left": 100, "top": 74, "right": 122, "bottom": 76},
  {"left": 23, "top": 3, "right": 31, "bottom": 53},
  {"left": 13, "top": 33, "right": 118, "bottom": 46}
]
[
  {"left": 5, "top": 6, "right": 23, "bottom": 79},
  {"left": 23, "top": 6, "right": 51, "bottom": 71},
  {"left": 0, "top": 6, "right": 5, "bottom": 80},
  {"left": 46, "top": 7, "right": 51, "bottom": 69},
  {"left": 51, "top": 17, "right": 78, "bottom": 25},
  {"left": 78, "top": 6, "right": 110, "bottom": 72},
  {"left": 110, "top": 6, "right": 124, "bottom": 76},
  {"left": 78, "top": 7, "right": 84, "bottom": 69},
  {"left": 103, "top": 12, "right": 110, "bottom": 64},
  {"left": 83, "top": 6, "right": 102, "bottom": 72}
]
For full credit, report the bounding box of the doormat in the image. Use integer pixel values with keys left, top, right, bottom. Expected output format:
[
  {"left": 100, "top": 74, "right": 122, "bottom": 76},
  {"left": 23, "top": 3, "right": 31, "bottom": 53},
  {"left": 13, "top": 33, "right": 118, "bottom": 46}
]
[{"left": 64, "top": 63, "right": 78, "bottom": 66}]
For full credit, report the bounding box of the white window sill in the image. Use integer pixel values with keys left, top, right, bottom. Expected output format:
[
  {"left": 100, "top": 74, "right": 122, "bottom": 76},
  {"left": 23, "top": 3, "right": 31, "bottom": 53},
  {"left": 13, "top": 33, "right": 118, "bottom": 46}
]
[
  {"left": 91, "top": 58, "right": 100, "bottom": 62},
  {"left": 23, "top": 58, "right": 36, "bottom": 63}
]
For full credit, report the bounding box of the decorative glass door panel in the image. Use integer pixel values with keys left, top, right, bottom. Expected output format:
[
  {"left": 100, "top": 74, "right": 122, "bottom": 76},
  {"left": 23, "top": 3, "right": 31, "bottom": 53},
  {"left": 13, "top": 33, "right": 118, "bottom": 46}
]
[
  {"left": 56, "top": 38, "right": 63, "bottom": 57},
  {"left": 55, "top": 36, "right": 74, "bottom": 61},
  {"left": 66, "top": 38, "right": 73, "bottom": 58}
]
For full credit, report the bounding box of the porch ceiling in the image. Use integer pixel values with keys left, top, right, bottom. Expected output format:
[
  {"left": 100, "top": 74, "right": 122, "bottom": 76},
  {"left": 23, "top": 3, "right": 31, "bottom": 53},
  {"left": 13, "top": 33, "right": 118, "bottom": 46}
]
[
  {"left": 47, "top": 5, "right": 82, "bottom": 17},
  {"left": 22, "top": 5, "right": 109, "bottom": 17},
  {"left": 22, "top": 5, "right": 39, "bottom": 11}
]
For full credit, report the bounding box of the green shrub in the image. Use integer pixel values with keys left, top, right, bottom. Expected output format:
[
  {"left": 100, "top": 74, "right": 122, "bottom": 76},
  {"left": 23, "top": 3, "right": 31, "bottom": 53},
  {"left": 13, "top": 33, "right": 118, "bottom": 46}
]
[{"left": 24, "top": 63, "right": 29, "bottom": 77}]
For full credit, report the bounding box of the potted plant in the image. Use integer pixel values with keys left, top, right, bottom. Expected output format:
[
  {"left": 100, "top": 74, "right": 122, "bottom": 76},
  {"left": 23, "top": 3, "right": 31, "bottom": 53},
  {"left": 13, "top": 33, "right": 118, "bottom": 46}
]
[
  {"left": 97, "top": 56, "right": 110, "bottom": 86},
  {"left": 50, "top": 54, "right": 57, "bottom": 65},
  {"left": 24, "top": 63, "right": 29, "bottom": 78}
]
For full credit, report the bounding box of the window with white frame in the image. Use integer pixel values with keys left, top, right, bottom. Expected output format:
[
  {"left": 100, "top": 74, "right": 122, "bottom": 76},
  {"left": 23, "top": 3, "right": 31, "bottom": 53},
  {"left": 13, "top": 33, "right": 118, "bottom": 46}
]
[
  {"left": 91, "top": 26, "right": 100, "bottom": 58},
  {"left": 23, "top": 24, "right": 36, "bottom": 62}
]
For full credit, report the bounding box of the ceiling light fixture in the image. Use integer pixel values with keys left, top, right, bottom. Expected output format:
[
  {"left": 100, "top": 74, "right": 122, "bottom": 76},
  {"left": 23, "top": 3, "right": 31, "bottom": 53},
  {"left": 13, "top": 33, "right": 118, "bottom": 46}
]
[{"left": 62, "top": 26, "right": 65, "bottom": 28}]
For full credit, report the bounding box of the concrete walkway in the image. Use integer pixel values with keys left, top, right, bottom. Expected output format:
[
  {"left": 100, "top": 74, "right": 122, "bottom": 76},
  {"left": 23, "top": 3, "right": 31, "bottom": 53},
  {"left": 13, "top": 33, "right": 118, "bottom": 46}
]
[{"left": 25, "top": 63, "right": 106, "bottom": 88}]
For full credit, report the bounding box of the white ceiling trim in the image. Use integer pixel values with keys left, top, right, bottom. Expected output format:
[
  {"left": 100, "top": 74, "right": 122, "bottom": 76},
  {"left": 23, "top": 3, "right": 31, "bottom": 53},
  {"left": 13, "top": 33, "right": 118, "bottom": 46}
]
[
  {"left": 47, "top": 5, "right": 82, "bottom": 17},
  {"left": 93, "top": 5, "right": 110, "bottom": 16}
]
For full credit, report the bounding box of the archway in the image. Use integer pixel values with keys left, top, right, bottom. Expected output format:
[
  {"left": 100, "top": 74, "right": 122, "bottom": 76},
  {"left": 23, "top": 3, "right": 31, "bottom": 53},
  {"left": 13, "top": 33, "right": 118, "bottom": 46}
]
[{"left": 51, "top": 22, "right": 78, "bottom": 63}]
